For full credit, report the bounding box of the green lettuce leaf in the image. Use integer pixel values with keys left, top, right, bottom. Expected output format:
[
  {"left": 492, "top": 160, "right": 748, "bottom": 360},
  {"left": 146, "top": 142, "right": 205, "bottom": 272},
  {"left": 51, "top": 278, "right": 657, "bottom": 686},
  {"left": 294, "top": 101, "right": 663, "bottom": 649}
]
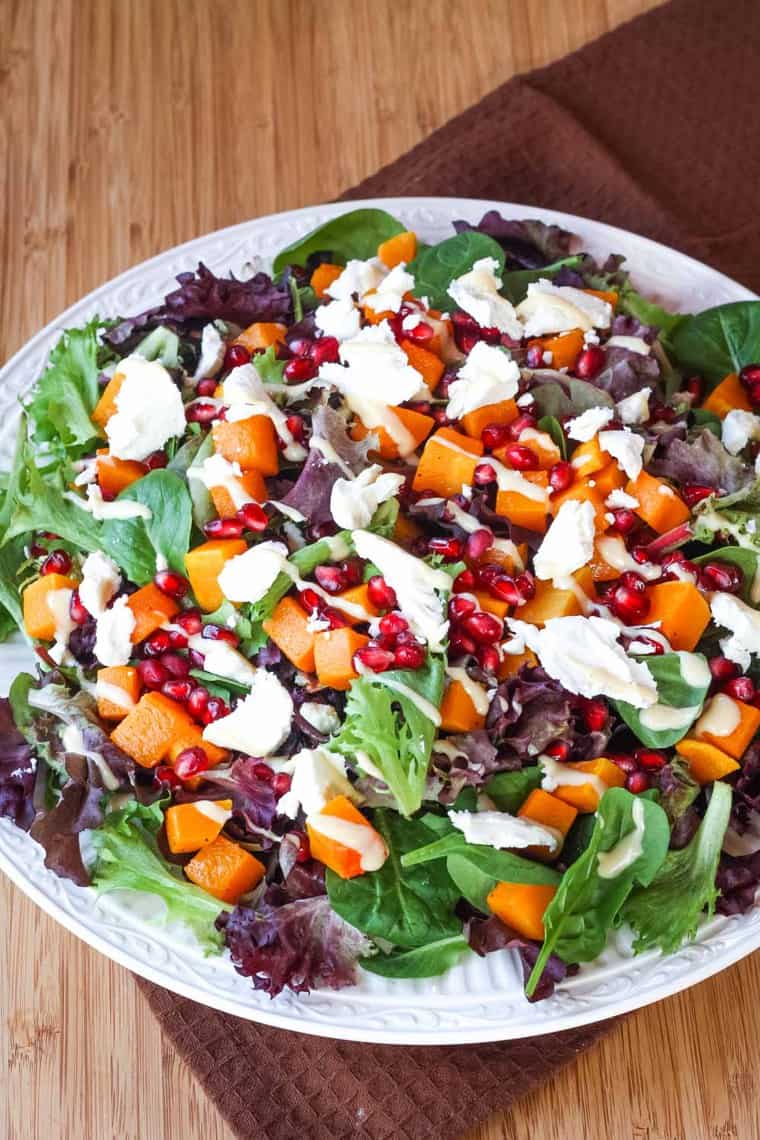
[
  {"left": 272, "top": 208, "right": 404, "bottom": 274},
  {"left": 670, "top": 301, "right": 760, "bottom": 385},
  {"left": 102, "top": 469, "right": 193, "bottom": 583},
  {"left": 360, "top": 934, "right": 470, "bottom": 979}
]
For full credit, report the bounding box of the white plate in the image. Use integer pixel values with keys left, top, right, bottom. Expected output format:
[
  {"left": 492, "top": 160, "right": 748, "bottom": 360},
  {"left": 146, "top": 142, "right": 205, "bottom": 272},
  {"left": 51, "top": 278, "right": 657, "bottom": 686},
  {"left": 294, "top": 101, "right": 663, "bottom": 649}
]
[{"left": 1, "top": 197, "right": 758, "bottom": 1045}]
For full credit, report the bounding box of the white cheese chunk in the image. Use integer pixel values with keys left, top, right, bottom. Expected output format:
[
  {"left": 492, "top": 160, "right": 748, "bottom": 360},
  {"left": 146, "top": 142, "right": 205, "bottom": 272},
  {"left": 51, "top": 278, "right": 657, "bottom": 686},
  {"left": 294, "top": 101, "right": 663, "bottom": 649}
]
[
  {"left": 299, "top": 702, "right": 341, "bottom": 736},
  {"left": 616, "top": 386, "right": 652, "bottom": 425},
  {"left": 533, "top": 500, "right": 596, "bottom": 582},
  {"left": 449, "top": 810, "right": 560, "bottom": 853},
  {"left": 363, "top": 263, "right": 415, "bottom": 314},
  {"left": 605, "top": 488, "right": 640, "bottom": 510},
  {"left": 606, "top": 335, "right": 651, "bottom": 356},
  {"left": 106, "top": 356, "right": 186, "bottom": 462},
  {"left": 313, "top": 297, "right": 362, "bottom": 342},
  {"left": 193, "top": 324, "right": 226, "bottom": 380},
  {"left": 445, "top": 341, "right": 520, "bottom": 419},
  {"left": 277, "top": 747, "right": 358, "bottom": 819},
  {"left": 79, "top": 551, "right": 121, "bottom": 618},
  {"left": 447, "top": 257, "right": 523, "bottom": 338},
  {"left": 325, "top": 257, "right": 387, "bottom": 302},
  {"left": 567, "top": 406, "right": 614, "bottom": 442},
  {"left": 319, "top": 320, "right": 424, "bottom": 406},
  {"left": 222, "top": 362, "right": 306, "bottom": 461},
  {"left": 516, "top": 279, "right": 612, "bottom": 337},
  {"left": 329, "top": 464, "right": 405, "bottom": 531},
  {"left": 94, "top": 595, "right": 136, "bottom": 667},
  {"left": 722, "top": 409, "right": 760, "bottom": 455},
  {"left": 202, "top": 670, "right": 293, "bottom": 756},
  {"left": 217, "top": 541, "right": 290, "bottom": 605},
  {"left": 711, "top": 593, "right": 760, "bottom": 668},
  {"left": 599, "top": 428, "right": 645, "bottom": 480}
]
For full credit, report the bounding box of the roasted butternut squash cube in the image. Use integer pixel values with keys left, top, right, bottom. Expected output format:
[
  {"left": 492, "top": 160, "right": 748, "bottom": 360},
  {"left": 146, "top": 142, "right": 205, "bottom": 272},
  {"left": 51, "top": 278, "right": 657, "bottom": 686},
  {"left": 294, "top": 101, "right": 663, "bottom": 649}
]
[
  {"left": 209, "top": 467, "right": 268, "bottom": 519},
  {"left": 212, "top": 416, "right": 279, "bottom": 475},
  {"left": 126, "top": 582, "right": 180, "bottom": 644},
  {"left": 262, "top": 596, "right": 317, "bottom": 672},
  {"left": 412, "top": 428, "right": 484, "bottom": 498},
  {"left": 551, "top": 757, "right": 626, "bottom": 813},
  {"left": 22, "top": 574, "right": 79, "bottom": 641},
  {"left": 350, "top": 406, "right": 434, "bottom": 460},
  {"left": 313, "top": 628, "right": 369, "bottom": 690},
  {"left": 377, "top": 231, "right": 417, "bottom": 268},
  {"left": 487, "top": 882, "right": 557, "bottom": 941},
  {"left": 91, "top": 372, "right": 125, "bottom": 432},
  {"left": 675, "top": 737, "right": 740, "bottom": 784},
  {"left": 110, "top": 692, "right": 197, "bottom": 768},
  {"left": 495, "top": 470, "right": 550, "bottom": 532},
  {"left": 307, "top": 795, "right": 386, "bottom": 879},
  {"left": 233, "top": 322, "right": 287, "bottom": 352},
  {"left": 97, "top": 450, "right": 147, "bottom": 497},
  {"left": 694, "top": 695, "right": 760, "bottom": 760},
  {"left": 627, "top": 470, "right": 690, "bottom": 534},
  {"left": 439, "top": 679, "right": 486, "bottom": 733},
  {"left": 645, "top": 581, "right": 710, "bottom": 651},
  {"left": 185, "top": 835, "right": 265, "bottom": 903},
  {"left": 702, "top": 373, "right": 752, "bottom": 418},
  {"left": 165, "top": 799, "right": 233, "bottom": 855},
  {"left": 96, "top": 666, "right": 142, "bottom": 720},
  {"left": 185, "top": 538, "right": 247, "bottom": 612},
  {"left": 460, "top": 399, "right": 518, "bottom": 440}
]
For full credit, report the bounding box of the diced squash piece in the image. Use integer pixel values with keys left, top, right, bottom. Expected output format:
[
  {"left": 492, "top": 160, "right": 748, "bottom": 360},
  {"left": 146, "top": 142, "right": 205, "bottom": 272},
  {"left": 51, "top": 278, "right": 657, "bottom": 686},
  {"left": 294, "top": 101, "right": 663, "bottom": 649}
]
[
  {"left": 497, "top": 648, "right": 538, "bottom": 680},
  {"left": 590, "top": 462, "right": 626, "bottom": 499},
  {"left": 165, "top": 799, "right": 233, "bottom": 855},
  {"left": 527, "top": 328, "right": 585, "bottom": 371},
  {"left": 589, "top": 542, "right": 623, "bottom": 582},
  {"left": 571, "top": 436, "right": 608, "bottom": 478},
  {"left": 97, "top": 450, "right": 147, "bottom": 497},
  {"left": 361, "top": 294, "right": 395, "bottom": 325},
  {"left": 313, "top": 628, "right": 369, "bottom": 690},
  {"left": 675, "top": 738, "right": 740, "bottom": 784},
  {"left": 110, "top": 692, "right": 196, "bottom": 768},
  {"left": 627, "top": 470, "right": 690, "bottom": 534},
  {"left": 234, "top": 322, "right": 287, "bottom": 352},
  {"left": 519, "top": 788, "right": 578, "bottom": 861},
  {"left": 487, "top": 881, "right": 557, "bottom": 941},
  {"left": 439, "top": 680, "right": 486, "bottom": 733},
  {"left": 393, "top": 512, "right": 424, "bottom": 548},
  {"left": 209, "top": 467, "right": 268, "bottom": 519},
  {"left": 166, "top": 722, "right": 228, "bottom": 769},
  {"left": 91, "top": 372, "right": 124, "bottom": 432},
  {"left": 185, "top": 538, "right": 247, "bottom": 612},
  {"left": 126, "top": 582, "right": 181, "bottom": 644},
  {"left": 378, "top": 230, "right": 417, "bottom": 268},
  {"left": 695, "top": 696, "right": 760, "bottom": 760},
  {"left": 400, "top": 340, "right": 445, "bottom": 391},
  {"left": 310, "top": 263, "right": 343, "bottom": 300},
  {"left": 495, "top": 470, "right": 550, "bottom": 532},
  {"left": 307, "top": 794, "right": 386, "bottom": 879},
  {"left": 473, "top": 589, "right": 509, "bottom": 620},
  {"left": 333, "top": 583, "right": 382, "bottom": 625},
  {"left": 212, "top": 416, "right": 279, "bottom": 476},
  {"left": 702, "top": 373, "right": 752, "bottom": 418},
  {"left": 96, "top": 666, "right": 141, "bottom": 721},
  {"left": 412, "top": 428, "right": 484, "bottom": 499},
  {"left": 583, "top": 287, "right": 618, "bottom": 309},
  {"left": 552, "top": 757, "right": 626, "bottom": 813},
  {"left": 22, "top": 574, "right": 79, "bottom": 640},
  {"left": 550, "top": 479, "right": 608, "bottom": 531},
  {"left": 262, "top": 596, "right": 316, "bottom": 672},
  {"left": 518, "top": 567, "right": 596, "bottom": 626},
  {"left": 461, "top": 399, "right": 519, "bottom": 440},
  {"left": 645, "top": 581, "right": 711, "bottom": 651},
  {"left": 185, "top": 835, "right": 265, "bottom": 903},
  {"left": 350, "top": 405, "right": 434, "bottom": 460}
]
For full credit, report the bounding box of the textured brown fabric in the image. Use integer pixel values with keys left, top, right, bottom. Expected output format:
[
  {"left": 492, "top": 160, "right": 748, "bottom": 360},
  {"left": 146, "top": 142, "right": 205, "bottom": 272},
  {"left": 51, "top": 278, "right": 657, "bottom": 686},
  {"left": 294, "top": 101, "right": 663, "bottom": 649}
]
[{"left": 139, "top": 1, "right": 760, "bottom": 1135}]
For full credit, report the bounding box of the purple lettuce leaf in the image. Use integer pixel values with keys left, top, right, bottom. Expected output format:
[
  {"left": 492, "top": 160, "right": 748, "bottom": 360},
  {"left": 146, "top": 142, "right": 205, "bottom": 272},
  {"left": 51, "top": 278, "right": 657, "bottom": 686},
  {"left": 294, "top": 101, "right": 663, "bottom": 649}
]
[
  {"left": 650, "top": 428, "right": 751, "bottom": 494},
  {"left": 282, "top": 405, "right": 372, "bottom": 524},
  {"left": 432, "top": 730, "right": 499, "bottom": 801},
  {"left": 467, "top": 914, "right": 577, "bottom": 1002},
  {"left": 0, "top": 699, "right": 35, "bottom": 830},
  {"left": 591, "top": 345, "right": 661, "bottom": 402},
  {"left": 610, "top": 313, "right": 658, "bottom": 344},
  {"left": 204, "top": 757, "right": 278, "bottom": 834},
  {"left": 218, "top": 895, "right": 372, "bottom": 997},
  {"left": 30, "top": 754, "right": 108, "bottom": 886},
  {"left": 453, "top": 213, "right": 573, "bottom": 269},
  {"left": 715, "top": 850, "right": 760, "bottom": 916}
]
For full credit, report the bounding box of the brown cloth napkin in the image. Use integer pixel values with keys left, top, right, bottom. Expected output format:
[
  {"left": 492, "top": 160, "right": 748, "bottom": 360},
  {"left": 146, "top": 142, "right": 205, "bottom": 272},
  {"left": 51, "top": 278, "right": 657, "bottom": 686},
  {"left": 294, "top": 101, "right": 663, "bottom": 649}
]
[{"left": 138, "top": 0, "right": 760, "bottom": 1135}]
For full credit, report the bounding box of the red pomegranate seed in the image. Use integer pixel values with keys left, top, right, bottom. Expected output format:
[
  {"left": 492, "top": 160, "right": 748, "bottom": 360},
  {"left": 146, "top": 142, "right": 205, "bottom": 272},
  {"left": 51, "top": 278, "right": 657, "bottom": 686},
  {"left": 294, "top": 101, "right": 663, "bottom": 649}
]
[
  {"left": 289, "top": 337, "right": 313, "bottom": 358},
  {"left": 177, "top": 608, "right": 203, "bottom": 635},
  {"left": 324, "top": 608, "right": 347, "bottom": 629},
  {"left": 457, "top": 331, "right": 480, "bottom": 355},
  {"left": 405, "top": 322, "right": 434, "bottom": 345},
  {"left": 293, "top": 831, "right": 311, "bottom": 863},
  {"left": 314, "top": 565, "right": 347, "bottom": 594},
  {"left": 154, "top": 569, "right": 190, "bottom": 599},
  {"left": 284, "top": 356, "right": 317, "bottom": 383},
  {"left": 574, "top": 345, "right": 606, "bottom": 379},
  {"left": 187, "top": 686, "right": 210, "bottom": 720},
  {"left": 610, "top": 753, "right": 637, "bottom": 774},
  {"left": 160, "top": 651, "right": 191, "bottom": 679},
  {"left": 188, "top": 648, "right": 205, "bottom": 669},
  {"left": 463, "top": 611, "right": 503, "bottom": 644},
  {"left": 379, "top": 612, "right": 408, "bottom": 637},
  {"left": 486, "top": 576, "right": 522, "bottom": 605},
  {"left": 545, "top": 741, "right": 569, "bottom": 760},
  {"left": 203, "top": 517, "right": 246, "bottom": 539},
  {"left": 174, "top": 747, "right": 210, "bottom": 780},
  {"left": 473, "top": 462, "right": 497, "bottom": 486},
  {"left": 650, "top": 402, "right": 676, "bottom": 424},
  {"left": 367, "top": 575, "right": 397, "bottom": 610},
  {"left": 514, "top": 572, "right": 537, "bottom": 601},
  {"left": 202, "top": 696, "right": 230, "bottom": 724},
  {"left": 580, "top": 698, "right": 607, "bottom": 732},
  {"left": 525, "top": 345, "right": 544, "bottom": 369},
  {"left": 508, "top": 413, "right": 538, "bottom": 440},
  {"left": 449, "top": 595, "right": 477, "bottom": 621},
  {"left": 311, "top": 336, "right": 340, "bottom": 366},
  {"left": 354, "top": 645, "right": 396, "bottom": 672},
  {"left": 202, "top": 624, "right": 240, "bottom": 646},
  {"left": 273, "top": 772, "right": 292, "bottom": 797},
  {"left": 626, "top": 771, "right": 650, "bottom": 794},
  {"left": 394, "top": 642, "right": 427, "bottom": 669},
  {"left": 722, "top": 676, "right": 756, "bottom": 703},
  {"left": 237, "top": 502, "right": 268, "bottom": 532},
  {"left": 449, "top": 630, "right": 476, "bottom": 657},
  {"left": 451, "top": 311, "right": 479, "bottom": 332},
  {"left": 145, "top": 450, "right": 168, "bottom": 470},
  {"left": 479, "top": 326, "right": 501, "bottom": 345},
  {"left": 698, "top": 560, "right": 744, "bottom": 594},
  {"left": 709, "top": 656, "right": 741, "bottom": 683},
  {"left": 739, "top": 363, "right": 760, "bottom": 393},
  {"left": 465, "top": 528, "right": 494, "bottom": 561},
  {"left": 29, "top": 542, "right": 47, "bottom": 558},
  {"left": 41, "top": 549, "right": 72, "bottom": 575},
  {"left": 285, "top": 413, "right": 307, "bottom": 445},
  {"left": 608, "top": 583, "right": 651, "bottom": 624},
  {"left": 223, "top": 344, "right": 251, "bottom": 371},
  {"left": 299, "top": 588, "right": 322, "bottom": 614},
  {"left": 682, "top": 483, "right": 715, "bottom": 508},
  {"left": 69, "top": 590, "right": 90, "bottom": 624},
  {"left": 185, "top": 401, "right": 221, "bottom": 424},
  {"left": 476, "top": 644, "right": 500, "bottom": 673},
  {"left": 452, "top": 569, "right": 477, "bottom": 593},
  {"left": 631, "top": 546, "right": 654, "bottom": 565},
  {"left": 144, "top": 630, "right": 171, "bottom": 657},
  {"left": 549, "top": 462, "right": 574, "bottom": 494},
  {"left": 685, "top": 375, "right": 703, "bottom": 402},
  {"left": 620, "top": 570, "right": 647, "bottom": 592},
  {"left": 428, "top": 536, "right": 463, "bottom": 560},
  {"left": 161, "top": 679, "right": 194, "bottom": 703},
  {"left": 610, "top": 508, "right": 637, "bottom": 535},
  {"left": 503, "top": 443, "right": 540, "bottom": 471},
  {"left": 252, "top": 762, "right": 274, "bottom": 784},
  {"left": 155, "top": 764, "right": 181, "bottom": 788},
  {"left": 340, "top": 558, "right": 364, "bottom": 587},
  {"left": 138, "top": 659, "right": 169, "bottom": 690},
  {"left": 635, "top": 748, "right": 666, "bottom": 771},
  {"left": 196, "top": 378, "right": 218, "bottom": 397},
  {"left": 481, "top": 423, "right": 511, "bottom": 450}
]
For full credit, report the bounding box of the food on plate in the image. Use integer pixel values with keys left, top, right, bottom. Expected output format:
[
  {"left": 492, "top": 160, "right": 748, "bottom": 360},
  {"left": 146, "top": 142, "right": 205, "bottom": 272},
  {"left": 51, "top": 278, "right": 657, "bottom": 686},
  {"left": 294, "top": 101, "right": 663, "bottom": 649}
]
[{"left": 2, "top": 206, "right": 760, "bottom": 1002}]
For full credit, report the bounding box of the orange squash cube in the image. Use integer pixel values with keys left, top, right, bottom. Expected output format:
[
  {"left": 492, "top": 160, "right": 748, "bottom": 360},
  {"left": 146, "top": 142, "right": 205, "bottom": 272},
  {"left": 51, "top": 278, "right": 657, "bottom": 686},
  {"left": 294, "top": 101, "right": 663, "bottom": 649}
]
[
  {"left": 497, "top": 648, "right": 538, "bottom": 680},
  {"left": 96, "top": 666, "right": 142, "bottom": 720},
  {"left": 165, "top": 799, "right": 233, "bottom": 855},
  {"left": 694, "top": 695, "right": 760, "bottom": 760},
  {"left": 350, "top": 405, "right": 434, "bottom": 460},
  {"left": 552, "top": 757, "right": 626, "bottom": 813},
  {"left": 209, "top": 468, "right": 268, "bottom": 519},
  {"left": 412, "top": 428, "right": 484, "bottom": 498},
  {"left": 212, "top": 416, "right": 279, "bottom": 475},
  {"left": 439, "top": 680, "right": 486, "bottom": 733},
  {"left": 645, "top": 581, "right": 711, "bottom": 651},
  {"left": 590, "top": 462, "right": 626, "bottom": 499},
  {"left": 165, "top": 722, "right": 228, "bottom": 769},
  {"left": 495, "top": 430, "right": 560, "bottom": 471},
  {"left": 702, "top": 373, "right": 752, "bottom": 418},
  {"left": 262, "top": 596, "right": 317, "bottom": 673},
  {"left": 518, "top": 568, "right": 596, "bottom": 626},
  {"left": 22, "top": 574, "right": 79, "bottom": 640},
  {"left": 97, "top": 450, "right": 147, "bottom": 497},
  {"left": 675, "top": 737, "right": 740, "bottom": 784},
  {"left": 110, "top": 692, "right": 197, "bottom": 768},
  {"left": 307, "top": 795, "right": 386, "bottom": 879},
  {"left": 495, "top": 470, "right": 550, "bottom": 532},
  {"left": 233, "top": 322, "right": 287, "bottom": 352},
  {"left": 627, "top": 470, "right": 690, "bottom": 534},
  {"left": 518, "top": 788, "right": 578, "bottom": 860},
  {"left": 400, "top": 340, "right": 445, "bottom": 391},
  {"left": 91, "top": 372, "right": 125, "bottom": 432},
  {"left": 571, "top": 436, "right": 608, "bottom": 478},
  {"left": 313, "top": 628, "right": 369, "bottom": 690},
  {"left": 185, "top": 835, "right": 265, "bottom": 903},
  {"left": 487, "top": 882, "right": 557, "bottom": 941},
  {"left": 460, "top": 399, "right": 519, "bottom": 440},
  {"left": 378, "top": 231, "right": 417, "bottom": 268},
  {"left": 550, "top": 479, "right": 608, "bottom": 530},
  {"left": 185, "top": 538, "right": 247, "bottom": 612},
  {"left": 126, "top": 582, "right": 181, "bottom": 644},
  {"left": 310, "top": 263, "right": 344, "bottom": 300},
  {"left": 333, "top": 583, "right": 382, "bottom": 625},
  {"left": 527, "top": 328, "right": 585, "bottom": 370}
]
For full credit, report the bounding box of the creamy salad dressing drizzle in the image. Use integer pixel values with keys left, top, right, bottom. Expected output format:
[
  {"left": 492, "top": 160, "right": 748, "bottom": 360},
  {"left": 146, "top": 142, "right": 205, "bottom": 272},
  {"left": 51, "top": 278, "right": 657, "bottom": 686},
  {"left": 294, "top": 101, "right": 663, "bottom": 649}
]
[{"left": 597, "top": 797, "right": 646, "bottom": 878}]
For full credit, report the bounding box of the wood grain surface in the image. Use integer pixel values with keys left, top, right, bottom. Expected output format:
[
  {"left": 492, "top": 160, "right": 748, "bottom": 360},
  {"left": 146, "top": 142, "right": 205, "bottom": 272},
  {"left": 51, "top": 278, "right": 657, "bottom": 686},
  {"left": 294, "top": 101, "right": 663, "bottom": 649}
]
[{"left": 3, "top": 2, "right": 757, "bottom": 1138}]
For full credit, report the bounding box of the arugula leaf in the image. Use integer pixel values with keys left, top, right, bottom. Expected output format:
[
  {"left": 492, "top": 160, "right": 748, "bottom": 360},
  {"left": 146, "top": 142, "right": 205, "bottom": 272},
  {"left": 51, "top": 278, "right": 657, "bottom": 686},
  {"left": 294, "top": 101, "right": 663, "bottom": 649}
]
[
  {"left": 484, "top": 767, "right": 543, "bottom": 813},
  {"left": 272, "top": 208, "right": 404, "bottom": 274},
  {"left": 91, "top": 799, "right": 227, "bottom": 952},
  {"left": 525, "top": 788, "right": 670, "bottom": 996},
  {"left": 622, "top": 781, "right": 732, "bottom": 954},
  {"left": 614, "top": 652, "right": 711, "bottom": 749},
  {"left": 670, "top": 301, "right": 760, "bottom": 386},
  {"left": 331, "top": 656, "right": 445, "bottom": 816},
  {"left": 102, "top": 470, "right": 193, "bottom": 582},
  {"left": 409, "top": 232, "right": 506, "bottom": 311},
  {"left": 360, "top": 934, "right": 470, "bottom": 979},
  {"left": 537, "top": 415, "right": 568, "bottom": 460},
  {"left": 326, "top": 809, "right": 462, "bottom": 949},
  {"left": 500, "top": 256, "right": 584, "bottom": 305},
  {"left": 134, "top": 325, "right": 180, "bottom": 367}
]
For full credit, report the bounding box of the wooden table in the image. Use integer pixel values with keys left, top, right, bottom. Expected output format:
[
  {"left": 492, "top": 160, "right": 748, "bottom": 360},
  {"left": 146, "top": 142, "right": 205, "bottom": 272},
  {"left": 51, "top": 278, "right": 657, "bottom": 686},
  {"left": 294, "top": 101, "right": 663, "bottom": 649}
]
[{"left": 2, "top": 2, "right": 758, "bottom": 1137}]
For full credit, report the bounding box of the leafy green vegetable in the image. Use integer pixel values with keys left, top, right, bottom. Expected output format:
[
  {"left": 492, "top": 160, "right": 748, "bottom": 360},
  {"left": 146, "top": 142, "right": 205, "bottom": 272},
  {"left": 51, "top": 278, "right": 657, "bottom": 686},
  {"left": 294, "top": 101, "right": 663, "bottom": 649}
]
[
  {"left": 326, "top": 809, "right": 462, "bottom": 949},
  {"left": 670, "top": 301, "right": 760, "bottom": 385},
  {"left": 500, "top": 256, "right": 584, "bottom": 305},
  {"left": 617, "top": 285, "right": 686, "bottom": 341},
  {"left": 134, "top": 325, "right": 180, "bottom": 367},
  {"left": 4, "top": 442, "right": 104, "bottom": 552},
  {"left": 360, "top": 935, "right": 470, "bottom": 979},
  {"left": 409, "top": 232, "right": 506, "bottom": 311},
  {"left": 614, "top": 652, "right": 711, "bottom": 749},
  {"left": 530, "top": 378, "right": 615, "bottom": 419},
  {"left": 253, "top": 343, "right": 287, "bottom": 384},
  {"left": 560, "top": 813, "right": 598, "bottom": 867},
  {"left": 525, "top": 788, "right": 670, "bottom": 996},
  {"left": 484, "top": 767, "right": 543, "bottom": 813},
  {"left": 102, "top": 470, "right": 193, "bottom": 582},
  {"left": 91, "top": 799, "right": 227, "bottom": 952},
  {"left": 272, "top": 208, "right": 404, "bottom": 274},
  {"left": 168, "top": 431, "right": 210, "bottom": 478},
  {"left": 0, "top": 535, "right": 27, "bottom": 638},
  {"left": 691, "top": 408, "right": 722, "bottom": 437},
  {"left": 692, "top": 545, "right": 759, "bottom": 603},
  {"left": 693, "top": 479, "right": 760, "bottom": 558},
  {"left": 622, "top": 781, "right": 732, "bottom": 955},
  {"left": 537, "top": 415, "right": 568, "bottom": 460},
  {"left": 185, "top": 432, "right": 216, "bottom": 529},
  {"left": 189, "top": 668, "right": 251, "bottom": 698},
  {"left": 658, "top": 757, "right": 700, "bottom": 826}
]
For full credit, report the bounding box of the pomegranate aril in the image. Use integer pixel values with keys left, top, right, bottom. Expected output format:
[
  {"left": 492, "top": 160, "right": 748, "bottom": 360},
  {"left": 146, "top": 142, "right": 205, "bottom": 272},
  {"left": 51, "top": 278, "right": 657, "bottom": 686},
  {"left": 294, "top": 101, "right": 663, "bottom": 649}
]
[
  {"left": 682, "top": 483, "right": 715, "bottom": 508},
  {"left": 709, "top": 656, "right": 740, "bottom": 683},
  {"left": 196, "top": 378, "right": 218, "bottom": 397},
  {"left": 340, "top": 558, "right": 364, "bottom": 587},
  {"left": 202, "top": 696, "right": 230, "bottom": 723},
  {"left": 465, "top": 528, "right": 494, "bottom": 561},
  {"left": 503, "top": 443, "right": 540, "bottom": 471},
  {"left": 449, "top": 630, "right": 477, "bottom": 657},
  {"left": 549, "top": 462, "right": 574, "bottom": 494},
  {"left": 698, "top": 560, "right": 743, "bottom": 594},
  {"left": 289, "top": 337, "right": 313, "bottom": 358},
  {"left": 722, "top": 676, "right": 756, "bottom": 702},
  {"left": 476, "top": 644, "right": 500, "bottom": 673},
  {"left": 481, "top": 423, "right": 511, "bottom": 450},
  {"left": 739, "top": 363, "right": 760, "bottom": 392},
  {"left": 174, "top": 747, "right": 209, "bottom": 780},
  {"left": 155, "top": 764, "right": 181, "bottom": 788},
  {"left": 354, "top": 645, "right": 395, "bottom": 672},
  {"left": 187, "top": 686, "right": 210, "bottom": 719},
  {"left": 186, "top": 402, "right": 221, "bottom": 424},
  {"left": 299, "top": 588, "right": 322, "bottom": 614},
  {"left": 580, "top": 697, "right": 607, "bottom": 732},
  {"left": 145, "top": 450, "right": 168, "bottom": 470},
  {"left": 154, "top": 569, "right": 190, "bottom": 599},
  {"left": 635, "top": 748, "right": 666, "bottom": 771},
  {"left": 252, "top": 761, "right": 274, "bottom": 784},
  {"left": 273, "top": 772, "right": 292, "bottom": 797},
  {"left": 608, "top": 583, "right": 651, "bottom": 624},
  {"left": 514, "top": 572, "right": 536, "bottom": 601},
  {"left": 203, "top": 517, "right": 246, "bottom": 539},
  {"left": 611, "top": 753, "right": 637, "bottom": 774},
  {"left": 428, "top": 536, "right": 463, "bottom": 560},
  {"left": 314, "top": 565, "right": 347, "bottom": 594},
  {"left": 685, "top": 375, "right": 703, "bottom": 402},
  {"left": 451, "top": 310, "right": 479, "bottom": 332},
  {"left": 405, "top": 321, "right": 434, "bottom": 345},
  {"left": 144, "top": 630, "right": 171, "bottom": 657},
  {"left": 41, "top": 549, "right": 72, "bottom": 575},
  {"left": 379, "top": 612, "right": 409, "bottom": 637},
  {"left": 452, "top": 569, "right": 477, "bottom": 593},
  {"left": 626, "top": 771, "right": 650, "bottom": 794},
  {"left": 237, "top": 502, "right": 268, "bottom": 532},
  {"left": 29, "top": 542, "right": 46, "bottom": 558},
  {"left": 161, "top": 679, "right": 194, "bottom": 703},
  {"left": 474, "top": 462, "right": 497, "bottom": 486},
  {"left": 188, "top": 648, "right": 205, "bottom": 669},
  {"left": 69, "top": 590, "right": 90, "bottom": 624},
  {"left": 620, "top": 571, "right": 647, "bottom": 592},
  {"left": 574, "top": 345, "right": 605, "bottom": 379},
  {"left": 160, "top": 651, "right": 191, "bottom": 679},
  {"left": 545, "top": 741, "right": 569, "bottom": 761},
  {"left": 311, "top": 336, "right": 340, "bottom": 366},
  {"left": 293, "top": 831, "right": 311, "bottom": 863},
  {"left": 394, "top": 642, "right": 426, "bottom": 669},
  {"left": 611, "top": 508, "right": 637, "bottom": 535},
  {"left": 285, "top": 414, "right": 307, "bottom": 445},
  {"left": 177, "top": 608, "right": 203, "bottom": 635},
  {"left": 508, "top": 413, "right": 538, "bottom": 440},
  {"left": 223, "top": 344, "right": 250, "bottom": 371},
  {"left": 649, "top": 402, "right": 676, "bottom": 424},
  {"left": 138, "top": 659, "right": 169, "bottom": 689},
  {"left": 202, "top": 624, "right": 239, "bottom": 646},
  {"left": 463, "top": 611, "right": 503, "bottom": 644},
  {"left": 284, "top": 356, "right": 317, "bottom": 383},
  {"left": 486, "top": 576, "right": 521, "bottom": 605},
  {"left": 449, "top": 595, "right": 477, "bottom": 621},
  {"left": 367, "top": 575, "right": 397, "bottom": 610},
  {"left": 480, "top": 326, "right": 501, "bottom": 345}
]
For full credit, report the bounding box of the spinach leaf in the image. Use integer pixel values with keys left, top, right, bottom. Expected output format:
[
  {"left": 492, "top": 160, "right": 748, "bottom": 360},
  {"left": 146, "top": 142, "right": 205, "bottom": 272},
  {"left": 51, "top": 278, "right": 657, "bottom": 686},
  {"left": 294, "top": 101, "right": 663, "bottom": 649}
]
[
  {"left": 670, "top": 301, "right": 760, "bottom": 386},
  {"left": 189, "top": 669, "right": 251, "bottom": 699},
  {"left": 614, "top": 652, "right": 711, "bottom": 749},
  {"left": 622, "top": 781, "right": 732, "bottom": 954},
  {"left": 692, "top": 545, "right": 759, "bottom": 603},
  {"left": 500, "top": 256, "right": 585, "bottom": 305},
  {"left": 326, "top": 810, "right": 461, "bottom": 949},
  {"left": 560, "top": 813, "right": 598, "bottom": 867},
  {"left": 525, "top": 788, "right": 670, "bottom": 996},
  {"left": 134, "top": 325, "right": 180, "bottom": 367},
  {"left": 272, "top": 208, "right": 404, "bottom": 274},
  {"left": 102, "top": 470, "right": 193, "bottom": 583},
  {"left": 331, "top": 656, "right": 445, "bottom": 817},
  {"left": 360, "top": 935, "right": 470, "bottom": 979},
  {"left": 409, "top": 232, "right": 506, "bottom": 311},
  {"left": 537, "top": 415, "right": 568, "bottom": 460},
  {"left": 483, "top": 767, "right": 543, "bottom": 813}
]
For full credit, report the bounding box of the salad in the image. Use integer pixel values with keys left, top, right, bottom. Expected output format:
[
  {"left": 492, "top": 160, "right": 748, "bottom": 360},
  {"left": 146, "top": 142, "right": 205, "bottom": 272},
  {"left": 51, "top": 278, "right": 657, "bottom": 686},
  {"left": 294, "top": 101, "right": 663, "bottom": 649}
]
[{"left": 2, "top": 206, "right": 760, "bottom": 1003}]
